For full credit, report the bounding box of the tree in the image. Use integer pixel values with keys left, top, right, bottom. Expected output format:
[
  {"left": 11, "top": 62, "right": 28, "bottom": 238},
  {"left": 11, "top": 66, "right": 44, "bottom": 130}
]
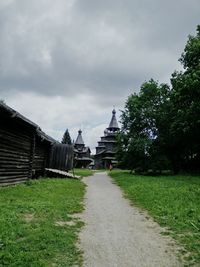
[
  {"left": 118, "top": 25, "right": 200, "bottom": 174},
  {"left": 62, "top": 129, "right": 72, "bottom": 145},
  {"left": 170, "top": 25, "right": 200, "bottom": 172},
  {"left": 117, "top": 79, "right": 171, "bottom": 173}
]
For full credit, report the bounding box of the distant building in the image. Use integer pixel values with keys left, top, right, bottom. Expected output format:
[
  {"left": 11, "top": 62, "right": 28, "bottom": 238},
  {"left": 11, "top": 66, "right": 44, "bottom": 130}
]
[
  {"left": 74, "top": 129, "right": 92, "bottom": 168},
  {"left": 94, "top": 109, "right": 120, "bottom": 169}
]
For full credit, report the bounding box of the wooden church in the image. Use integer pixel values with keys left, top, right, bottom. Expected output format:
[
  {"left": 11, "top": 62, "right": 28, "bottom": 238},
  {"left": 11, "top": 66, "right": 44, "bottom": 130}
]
[
  {"left": 94, "top": 109, "right": 120, "bottom": 169},
  {"left": 74, "top": 129, "right": 92, "bottom": 168}
]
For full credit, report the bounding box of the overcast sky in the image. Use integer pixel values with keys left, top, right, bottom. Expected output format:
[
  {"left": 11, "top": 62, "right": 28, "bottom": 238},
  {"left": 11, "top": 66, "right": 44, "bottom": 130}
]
[{"left": 0, "top": 0, "right": 200, "bottom": 153}]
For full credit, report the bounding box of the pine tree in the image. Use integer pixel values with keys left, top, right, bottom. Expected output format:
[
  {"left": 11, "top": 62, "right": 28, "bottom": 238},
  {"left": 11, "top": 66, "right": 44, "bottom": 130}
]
[{"left": 62, "top": 129, "right": 72, "bottom": 145}]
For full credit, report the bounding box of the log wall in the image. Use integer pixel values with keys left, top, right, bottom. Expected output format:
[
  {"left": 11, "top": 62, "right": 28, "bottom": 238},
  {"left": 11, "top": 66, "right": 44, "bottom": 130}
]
[
  {"left": 32, "top": 137, "right": 50, "bottom": 177},
  {"left": 0, "top": 120, "right": 33, "bottom": 185},
  {"left": 49, "top": 144, "right": 73, "bottom": 171},
  {"left": 0, "top": 103, "right": 73, "bottom": 186}
]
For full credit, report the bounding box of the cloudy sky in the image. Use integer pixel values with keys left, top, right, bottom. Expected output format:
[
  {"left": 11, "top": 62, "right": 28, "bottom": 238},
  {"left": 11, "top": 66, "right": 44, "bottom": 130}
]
[{"left": 0, "top": 0, "right": 199, "bottom": 153}]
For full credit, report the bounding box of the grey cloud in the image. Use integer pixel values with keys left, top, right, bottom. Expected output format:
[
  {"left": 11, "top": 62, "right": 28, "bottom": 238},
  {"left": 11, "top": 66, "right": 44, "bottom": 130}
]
[
  {"left": 0, "top": 0, "right": 200, "bottom": 105},
  {"left": 1, "top": 0, "right": 199, "bottom": 150}
]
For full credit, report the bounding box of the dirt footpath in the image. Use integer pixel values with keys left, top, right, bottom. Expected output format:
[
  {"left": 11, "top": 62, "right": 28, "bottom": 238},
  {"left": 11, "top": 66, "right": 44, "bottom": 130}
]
[{"left": 79, "top": 172, "right": 182, "bottom": 267}]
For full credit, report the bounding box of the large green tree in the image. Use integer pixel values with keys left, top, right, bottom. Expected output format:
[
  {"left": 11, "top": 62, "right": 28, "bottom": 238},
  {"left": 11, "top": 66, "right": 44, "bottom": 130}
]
[
  {"left": 170, "top": 25, "right": 200, "bottom": 171},
  {"left": 118, "top": 25, "right": 200, "bottom": 174},
  {"left": 117, "top": 79, "right": 171, "bottom": 173}
]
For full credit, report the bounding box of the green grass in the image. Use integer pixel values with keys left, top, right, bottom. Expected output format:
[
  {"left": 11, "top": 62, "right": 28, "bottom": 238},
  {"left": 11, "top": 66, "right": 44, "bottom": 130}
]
[
  {"left": 94, "top": 169, "right": 107, "bottom": 173},
  {"left": 71, "top": 168, "right": 93, "bottom": 177},
  {"left": 0, "top": 178, "right": 85, "bottom": 266},
  {"left": 109, "top": 170, "right": 200, "bottom": 265}
]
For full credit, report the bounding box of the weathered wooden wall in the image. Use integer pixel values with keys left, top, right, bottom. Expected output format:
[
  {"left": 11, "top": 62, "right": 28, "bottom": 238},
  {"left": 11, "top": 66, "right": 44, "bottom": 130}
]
[
  {"left": 32, "top": 137, "right": 50, "bottom": 178},
  {"left": 49, "top": 144, "right": 73, "bottom": 171},
  {"left": 0, "top": 103, "right": 73, "bottom": 186},
  {"left": 0, "top": 118, "right": 33, "bottom": 185},
  {"left": 0, "top": 104, "right": 51, "bottom": 185}
]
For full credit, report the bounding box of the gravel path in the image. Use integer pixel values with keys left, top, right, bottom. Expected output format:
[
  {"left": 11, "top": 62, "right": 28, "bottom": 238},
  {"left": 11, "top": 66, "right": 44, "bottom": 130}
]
[{"left": 80, "top": 172, "right": 181, "bottom": 267}]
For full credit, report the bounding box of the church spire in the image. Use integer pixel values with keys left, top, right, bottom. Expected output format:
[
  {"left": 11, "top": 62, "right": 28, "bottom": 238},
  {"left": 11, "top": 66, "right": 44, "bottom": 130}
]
[
  {"left": 107, "top": 109, "right": 119, "bottom": 131},
  {"left": 75, "top": 129, "right": 84, "bottom": 145}
]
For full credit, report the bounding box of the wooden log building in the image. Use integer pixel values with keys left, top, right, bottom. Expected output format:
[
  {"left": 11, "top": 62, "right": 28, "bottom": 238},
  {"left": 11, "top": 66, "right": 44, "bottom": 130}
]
[{"left": 0, "top": 102, "right": 73, "bottom": 186}]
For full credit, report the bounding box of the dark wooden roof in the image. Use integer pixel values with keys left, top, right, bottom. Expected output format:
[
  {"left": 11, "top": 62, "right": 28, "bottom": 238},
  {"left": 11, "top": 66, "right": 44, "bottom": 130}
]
[
  {"left": 74, "top": 146, "right": 90, "bottom": 154},
  {"left": 98, "top": 140, "right": 117, "bottom": 143},
  {"left": 0, "top": 101, "right": 58, "bottom": 145},
  {"left": 95, "top": 150, "right": 106, "bottom": 155},
  {"left": 0, "top": 101, "right": 38, "bottom": 129},
  {"left": 75, "top": 129, "right": 84, "bottom": 145},
  {"left": 102, "top": 156, "right": 115, "bottom": 160},
  {"left": 107, "top": 109, "right": 119, "bottom": 130},
  {"left": 37, "top": 130, "right": 59, "bottom": 144}
]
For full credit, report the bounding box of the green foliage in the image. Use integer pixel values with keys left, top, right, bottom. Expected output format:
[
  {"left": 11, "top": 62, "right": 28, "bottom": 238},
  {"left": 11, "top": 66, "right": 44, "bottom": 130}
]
[
  {"left": 71, "top": 168, "right": 93, "bottom": 177},
  {"left": 110, "top": 170, "right": 200, "bottom": 264},
  {"left": 170, "top": 25, "right": 200, "bottom": 172},
  {"left": 0, "top": 178, "right": 85, "bottom": 266},
  {"left": 62, "top": 129, "right": 72, "bottom": 145},
  {"left": 118, "top": 25, "right": 200, "bottom": 173},
  {"left": 179, "top": 25, "right": 200, "bottom": 69},
  {"left": 117, "top": 79, "right": 171, "bottom": 172}
]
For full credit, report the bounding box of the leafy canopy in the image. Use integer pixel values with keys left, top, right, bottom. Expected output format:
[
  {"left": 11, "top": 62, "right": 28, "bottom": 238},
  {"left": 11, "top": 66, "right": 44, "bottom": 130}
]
[{"left": 117, "top": 25, "right": 200, "bottom": 174}]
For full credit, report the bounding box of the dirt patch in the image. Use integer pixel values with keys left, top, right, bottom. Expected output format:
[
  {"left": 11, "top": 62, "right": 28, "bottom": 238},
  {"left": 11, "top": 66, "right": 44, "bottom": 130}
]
[
  {"left": 55, "top": 220, "right": 76, "bottom": 227},
  {"left": 23, "top": 213, "right": 34, "bottom": 223}
]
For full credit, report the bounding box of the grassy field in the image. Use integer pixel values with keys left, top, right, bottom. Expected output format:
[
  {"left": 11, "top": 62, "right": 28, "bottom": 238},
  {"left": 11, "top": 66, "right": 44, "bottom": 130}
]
[
  {"left": 109, "top": 170, "right": 200, "bottom": 265},
  {"left": 0, "top": 178, "right": 85, "bottom": 267},
  {"left": 70, "top": 168, "right": 93, "bottom": 177}
]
